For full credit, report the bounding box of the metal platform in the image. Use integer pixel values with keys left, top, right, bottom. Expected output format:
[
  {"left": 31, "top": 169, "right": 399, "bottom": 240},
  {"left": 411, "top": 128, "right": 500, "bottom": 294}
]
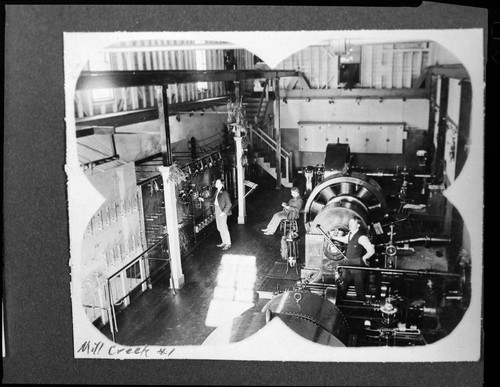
[{"left": 257, "top": 261, "right": 301, "bottom": 299}]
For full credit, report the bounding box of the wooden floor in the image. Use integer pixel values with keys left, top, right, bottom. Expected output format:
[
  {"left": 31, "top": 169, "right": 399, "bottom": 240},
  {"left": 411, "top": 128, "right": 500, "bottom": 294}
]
[
  {"left": 99, "top": 172, "right": 450, "bottom": 347},
  {"left": 100, "top": 173, "right": 298, "bottom": 346}
]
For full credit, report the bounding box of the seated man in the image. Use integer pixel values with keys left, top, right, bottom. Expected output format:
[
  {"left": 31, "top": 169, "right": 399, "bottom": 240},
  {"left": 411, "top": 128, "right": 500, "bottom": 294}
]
[{"left": 262, "top": 187, "right": 303, "bottom": 235}]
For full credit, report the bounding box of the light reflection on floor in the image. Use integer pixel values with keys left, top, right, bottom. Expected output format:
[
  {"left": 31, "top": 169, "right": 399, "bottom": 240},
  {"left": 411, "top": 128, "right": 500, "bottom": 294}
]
[{"left": 205, "top": 254, "right": 257, "bottom": 327}]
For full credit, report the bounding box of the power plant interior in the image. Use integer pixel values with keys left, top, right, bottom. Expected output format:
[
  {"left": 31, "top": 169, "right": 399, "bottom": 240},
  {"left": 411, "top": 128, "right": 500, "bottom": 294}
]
[{"left": 73, "top": 36, "right": 476, "bottom": 350}]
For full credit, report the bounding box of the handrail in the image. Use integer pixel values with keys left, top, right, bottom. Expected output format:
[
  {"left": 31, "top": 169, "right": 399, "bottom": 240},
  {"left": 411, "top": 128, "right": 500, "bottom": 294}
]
[
  {"left": 111, "top": 255, "right": 170, "bottom": 307},
  {"left": 103, "top": 234, "right": 172, "bottom": 341},
  {"left": 107, "top": 234, "right": 169, "bottom": 281},
  {"left": 253, "top": 128, "right": 277, "bottom": 152},
  {"left": 83, "top": 303, "right": 116, "bottom": 341},
  {"left": 251, "top": 125, "right": 292, "bottom": 183},
  {"left": 253, "top": 126, "right": 291, "bottom": 158},
  {"left": 248, "top": 81, "right": 293, "bottom": 185},
  {"left": 255, "top": 80, "right": 269, "bottom": 124}
]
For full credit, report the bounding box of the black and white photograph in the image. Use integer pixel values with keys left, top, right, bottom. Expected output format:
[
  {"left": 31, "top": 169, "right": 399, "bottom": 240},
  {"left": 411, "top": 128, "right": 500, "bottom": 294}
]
[
  {"left": 4, "top": 3, "right": 489, "bottom": 385},
  {"left": 65, "top": 28, "right": 483, "bottom": 362}
]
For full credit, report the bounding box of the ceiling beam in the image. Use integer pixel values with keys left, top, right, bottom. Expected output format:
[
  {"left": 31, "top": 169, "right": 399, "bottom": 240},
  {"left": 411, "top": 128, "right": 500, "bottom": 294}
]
[
  {"left": 76, "top": 108, "right": 158, "bottom": 129},
  {"left": 76, "top": 70, "right": 303, "bottom": 90},
  {"left": 103, "top": 43, "right": 241, "bottom": 52},
  {"left": 75, "top": 97, "right": 230, "bottom": 128},
  {"left": 425, "top": 64, "right": 469, "bottom": 80},
  {"left": 76, "top": 126, "right": 115, "bottom": 138},
  {"left": 283, "top": 88, "right": 429, "bottom": 100}
]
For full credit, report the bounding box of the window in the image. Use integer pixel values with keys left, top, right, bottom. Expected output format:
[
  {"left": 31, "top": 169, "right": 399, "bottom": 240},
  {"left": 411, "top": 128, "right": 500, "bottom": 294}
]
[
  {"left": 90, "top": 53, "right": 115, "bottom": 102},
  {"left": 339, "top": 63, "right": 360, "bottom": 87},
  {"left": 339, "top": 45, "right": 361, "bottom": 89},
  {"left": 195, "top": 40, "right": 208, "bottom": 92}
]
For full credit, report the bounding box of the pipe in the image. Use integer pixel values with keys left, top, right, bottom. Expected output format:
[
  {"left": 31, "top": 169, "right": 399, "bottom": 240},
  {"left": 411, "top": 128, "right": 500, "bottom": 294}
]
[
  {"left": 393, "top": 236, "right": 451, "bottom": 244},
  {"left": 365, "top": 172, "right": 397, "bottom": 177},
  {"left": 337, "top": 265, "right": 461, "bottom": 277}
]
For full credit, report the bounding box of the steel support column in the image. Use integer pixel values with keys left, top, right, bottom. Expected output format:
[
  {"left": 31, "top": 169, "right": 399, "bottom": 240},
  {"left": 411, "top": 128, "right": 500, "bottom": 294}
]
[
  {"left": 155, "top": 85, "right": 173, "bottom": 166},
  {"left": 235, "top": 136, "right": 246, "bottom": 224},
  {"left": 435, "top": 77, "right": 449, "bottom": 182},
  {"left": 156, "top": 84, "right": 184, "bottom": 289},
  {"left": 233, "top": 81, "right": 246, "bottom": 224},
  {"left": 159, "top": 166, "right": 185, "bottom": 290},
  {"left": 274, "top": 78, "right": 282, "bottom": 189}
]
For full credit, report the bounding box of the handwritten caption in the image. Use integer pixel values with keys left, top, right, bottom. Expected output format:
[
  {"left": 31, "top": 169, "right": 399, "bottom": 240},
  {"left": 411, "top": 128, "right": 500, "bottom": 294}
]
[{"left": 76, "top": 340, "right": 176, "bottom": 358}]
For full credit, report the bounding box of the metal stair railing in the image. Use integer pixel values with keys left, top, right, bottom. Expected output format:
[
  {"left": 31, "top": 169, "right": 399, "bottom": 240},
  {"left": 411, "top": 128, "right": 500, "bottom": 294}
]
[
  {"left": 254, "top": 79, "right": 270, "bottom": 125},
  {"left": 99, "top": 235, "right": 173, "bottom": 342},
  {"left": 250, "top": 125, "right": 293, "bottom": 184}
]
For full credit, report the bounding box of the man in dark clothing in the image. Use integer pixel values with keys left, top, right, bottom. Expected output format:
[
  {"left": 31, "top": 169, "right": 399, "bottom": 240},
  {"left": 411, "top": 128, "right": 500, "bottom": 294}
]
[
  {"left": 213, "top": 178, "right": 232, "bottom": 250},
  {"left": 329, "top": 216, "right": 375, "bottom": 300}
]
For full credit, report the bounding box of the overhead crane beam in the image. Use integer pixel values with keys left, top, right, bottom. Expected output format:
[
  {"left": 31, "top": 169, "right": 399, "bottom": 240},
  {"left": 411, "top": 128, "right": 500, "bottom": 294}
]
[
  {"left": 75, "top": 97, "right": 230, "bottom": 128},
  {"left": 75, "top": 69, "right": 303, "bottom": 90},
  {"left": 425, "top": 64, "right": 469, "bottom": 80}
]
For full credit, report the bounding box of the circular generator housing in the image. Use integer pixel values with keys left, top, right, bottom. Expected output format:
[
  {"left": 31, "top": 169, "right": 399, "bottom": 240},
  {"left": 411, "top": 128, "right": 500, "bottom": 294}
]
[
  {"left": 262, "top": 290, "right": 350, "bottom": 346},
  {"left": 304, "top": 171, "right": 388, "bottom": 234},
  {"left": 302, "top": 171, "right": 388, "bottom": 281}
]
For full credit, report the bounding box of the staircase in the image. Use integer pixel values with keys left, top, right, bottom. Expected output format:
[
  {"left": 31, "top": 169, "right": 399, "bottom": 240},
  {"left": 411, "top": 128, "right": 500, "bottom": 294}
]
[
  {"left": 254, "top": 148, "right": 294, "bottom": 188},
  {"left": 243, "top": 90, "right": 272, "bottom": 127},
  {"left": 243, "top": 83, "right": 294, "bottom": 188}
]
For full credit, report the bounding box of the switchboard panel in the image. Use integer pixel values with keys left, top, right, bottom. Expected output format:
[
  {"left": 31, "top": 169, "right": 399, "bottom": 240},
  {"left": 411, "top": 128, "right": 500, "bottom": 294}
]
[{"left": 298, "top": 122, "right": 405, "bottom": 154}]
